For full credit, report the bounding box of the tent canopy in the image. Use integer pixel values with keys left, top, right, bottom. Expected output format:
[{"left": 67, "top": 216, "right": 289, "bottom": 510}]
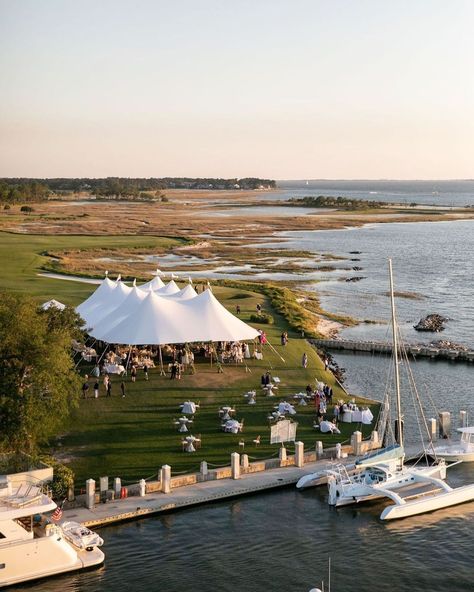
[
  {"left": 41, "top": 299, "right": 66, "bottom": 311},
  {"left": 76, "top": 275, "right": 259, "bottom": 345}
]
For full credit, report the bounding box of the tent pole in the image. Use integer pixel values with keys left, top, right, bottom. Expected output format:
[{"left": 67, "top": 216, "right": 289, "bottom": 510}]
[
  {"left": 125, "top": 344, "right": 132, "bottom": 376},
  {"left": 159, "top": 346, "right": 166, "bottom": 376},
  {"left": 97, "top": 343, "right": 110, "bottom": 365}
]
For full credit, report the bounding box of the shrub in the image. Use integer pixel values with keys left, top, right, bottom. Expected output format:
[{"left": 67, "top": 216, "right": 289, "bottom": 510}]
[
  {"left": 20, "top": 205, "right": 34, "bottom": 213},
  {"left": 3, "top": 204, "right": 10, "bottom": 210},
  {"left": 249, "top": 312, "right": 274, "bottom": 324},
  {"left": 39, "top": 455, "right": 75, "bottom": 499}
]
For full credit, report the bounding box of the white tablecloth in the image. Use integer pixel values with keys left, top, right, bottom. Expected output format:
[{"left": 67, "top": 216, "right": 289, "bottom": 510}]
[
  {"left": 224, "top": 420, "right": 242, "bottom": 433},
  {"left": 181, "top": 402, "right": 197, "bottom": 414},
  {"left": 278, "top": 402, "right": 296, "bottom": 415},
  {"left": 103, "top": 363, "right": 125, "bottom": 375},
  {"left": 361, "top": 409, "right": 374, "bottom": 424},
  {"left": 320, "top": 420, "right": 341, "bottom": 434}
]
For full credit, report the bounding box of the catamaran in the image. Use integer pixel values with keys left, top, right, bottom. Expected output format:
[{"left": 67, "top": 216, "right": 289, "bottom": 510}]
[{"left": 299, "top": 259, "right": 474, "bottom": 520}]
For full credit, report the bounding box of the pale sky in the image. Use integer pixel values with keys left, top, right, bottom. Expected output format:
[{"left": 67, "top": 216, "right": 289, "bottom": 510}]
[{"left": 1, "top": 0, "right": 473, "bottom": 179}]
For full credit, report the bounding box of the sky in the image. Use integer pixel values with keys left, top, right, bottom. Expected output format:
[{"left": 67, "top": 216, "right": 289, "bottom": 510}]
[{"left": 0, "top": 0, "right": 473, "bottom": 179}]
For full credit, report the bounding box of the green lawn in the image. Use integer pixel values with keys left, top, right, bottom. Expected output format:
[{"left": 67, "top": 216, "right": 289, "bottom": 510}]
[
  {"left": 0, "top": 231, "right": 378, "bottom": 487},
  {"left": 0, "top": 231, "right": 183, "bottom": 303}
]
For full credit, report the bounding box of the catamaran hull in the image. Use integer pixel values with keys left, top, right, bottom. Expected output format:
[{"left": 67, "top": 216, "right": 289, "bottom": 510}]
[{"left": 380, "top": 484, "right": 474, "bottom": 520}]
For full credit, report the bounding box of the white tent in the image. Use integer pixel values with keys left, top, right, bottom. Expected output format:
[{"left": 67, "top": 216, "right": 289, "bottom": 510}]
[
  {"left": 140, "top": 275, "right": 165, "bottom": 291},
  {"left": 154, "top": 280, "right": 180, "bottom": 295},
  {"left": 99, "top": 291, "right": 190, "bottom": 345},
  {"left": 160, "top": 284, "right": 197, "bottom": 301},
  {"left": 89, "top": 285, "right": 148, "bottom": 340},
  {"left": 97, "top": 288, "right": 259, "bottom": 345},
  {"left": 80, "top": 280, "right": 132, "bottom": 328},
  {"left": 179, "top": 289, "right": 260, "bottom": 342},
  {"left": 41, "top": 299, "right": 66, "bottom": 311},
  {"left": 76, "top": 276, "right": 117, "bottom": 320}
]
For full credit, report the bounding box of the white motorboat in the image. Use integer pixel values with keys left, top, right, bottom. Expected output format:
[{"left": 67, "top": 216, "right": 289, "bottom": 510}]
[
  {"left": 432, "top": 427, "right": 474, "bottom": 462},
  {"left": 318, "top": 260, "right": 474, "bottom": 520},
  {"left": 0, "top": 478, "right": 104, "bottom": 588}
]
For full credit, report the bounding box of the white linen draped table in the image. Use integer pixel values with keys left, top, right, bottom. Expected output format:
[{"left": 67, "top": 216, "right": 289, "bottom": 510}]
[
  {"left": 103, "top": 363, "right": 125, "bottom": 375},
  {"left": 174, "top": 417, "right": 193, "bottom": 433},
  {"left": 220, "top": 406, "right": 235, "bottom": 420},
  {"left": 320, "top": 420, "right": 341, "bottom": 434},
  {"left": 277, "top": 402, "right": 297, "bottom": 415},
  {"left": 181, "top": 401, "right": 198, "bottom": 415},
  {"left": 183, "top": 435, "right": 200, "bottom": 452},
  {"left": 244, "top": 391, "right": 256, "bottom": 405},
  {"left": 223, "top": 420, "right": 242, "bottom": 434},
  {"left": 361, "top": 408, "right": 374, "bottom": 424}
]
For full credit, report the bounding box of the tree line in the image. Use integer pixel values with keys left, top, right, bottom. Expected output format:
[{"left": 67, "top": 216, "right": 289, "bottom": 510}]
[
  {"left": 288, "top": 195, "right": 387, "bottom": 210},
  {"left": 0, "top": 177, "right": 276, "bottom": 201}
]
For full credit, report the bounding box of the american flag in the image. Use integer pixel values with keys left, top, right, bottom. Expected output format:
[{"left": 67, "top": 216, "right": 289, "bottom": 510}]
[{"left": 51, "top": 500, "right": 65, "bottom": 522}]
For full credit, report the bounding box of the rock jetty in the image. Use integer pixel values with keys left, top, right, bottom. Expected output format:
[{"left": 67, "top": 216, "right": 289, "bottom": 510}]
[{"left": 414, "top": 314, "right": 448, "bottom": 332}]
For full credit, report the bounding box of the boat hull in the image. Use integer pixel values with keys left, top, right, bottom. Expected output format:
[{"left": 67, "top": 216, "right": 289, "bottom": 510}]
[
  {"left": 380, "top": 484, "right": 474, "bottom": 520},
  {"left": 0, "top": 535, "right": 104, "bottom": 588},
  {"left": 433, "top": 448, "right": 474, "bottom": 463}
]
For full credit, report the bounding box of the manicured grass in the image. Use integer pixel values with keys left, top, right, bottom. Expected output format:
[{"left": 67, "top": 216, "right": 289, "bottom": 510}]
[{"left": 0, "top": 231, "right": 183, "bottom": 303}]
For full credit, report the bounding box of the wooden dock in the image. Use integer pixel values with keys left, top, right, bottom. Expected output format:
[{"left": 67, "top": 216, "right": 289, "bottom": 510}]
[{"left": 312, "top": 338, "right": 474, "bottom": 363}]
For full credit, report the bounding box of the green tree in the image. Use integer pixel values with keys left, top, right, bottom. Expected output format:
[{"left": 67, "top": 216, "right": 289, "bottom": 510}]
[{"left": 0, "top": 294, "right": 83, "bottom": 456}]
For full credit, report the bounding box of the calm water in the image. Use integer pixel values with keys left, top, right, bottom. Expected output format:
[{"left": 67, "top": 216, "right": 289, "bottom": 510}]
[
  {"left": 260, "top": 220, "right": 474, "bottom": 348},
  {"left": 272, "top": 179, "right": 474, "bottom": 207},
  {"left": 21, "top": 466, "right": 474, "bottom": 592}
]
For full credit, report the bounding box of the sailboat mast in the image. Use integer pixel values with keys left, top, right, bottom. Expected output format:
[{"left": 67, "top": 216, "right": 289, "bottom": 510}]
[{"left": 388, "top": 258, "right": 403, "bottom": 447}]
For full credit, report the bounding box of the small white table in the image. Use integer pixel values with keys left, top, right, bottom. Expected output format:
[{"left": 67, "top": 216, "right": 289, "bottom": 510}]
[{"left": 181, "top": 401, "right": 199, "bottom": 415}]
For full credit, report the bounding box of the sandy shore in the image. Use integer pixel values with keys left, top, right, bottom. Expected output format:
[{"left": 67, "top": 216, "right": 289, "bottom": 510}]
[{"left": 316, "top": 317, "right": 343, "bottom": 338}]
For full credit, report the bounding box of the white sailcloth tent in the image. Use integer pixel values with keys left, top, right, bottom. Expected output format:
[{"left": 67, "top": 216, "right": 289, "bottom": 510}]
[
  {"left": 98, "top": 291, "right": 190, "bottom": 345},
  {"left": 90, "top": 285, "right": 148, "bottom": 340},
  {"left": 154, "top": 280, "right": 180, "bottom": 295},
  {"left": 41, "top": 299, "right": 66, "bottom": 311},
  {"left": 76, "top": 276, "right": 117, "bottom": 320},
  {"left": 140, "top": 275, "right": 165, "bottom": 291},
  {"left": 80, "top": 280, "right": 132, "bottom": 328},
  {"left": 160, "top": 284, "right": 197, "bottom": 300},
  {"left": 179, "top": 289, "right": 260, "bottom": 343}
]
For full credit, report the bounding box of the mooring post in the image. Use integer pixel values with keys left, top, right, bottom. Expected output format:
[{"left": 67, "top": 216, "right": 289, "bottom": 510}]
[
  {"left": 429, "top": 418, "right": 438, "bottom": 441},
  {"left": 315, "top": 441, "right": 323, "bottom": 459},
  {"left": 241, "top": 454, "right": 249, "bottom": 470},
  {"left": 161, "top": 465, "right": 171, "bottom": 494},
  {"left": 295, "top": 441, "right": 304, "bottom": 467},
  {"left": 279, "top": 446, "right": 287, "bottom": 464},
  {"left": 114, "top": 477, "right": 121, "bottom": 498},
  {"left": 231, "top": 452, "right": 240, "bottom": 479},
  {"left": 460, "top": 410, "right": 468, "bottom": 428},
  {"left": 86, "top": 478, "right": 95, "bottom": 510},
  {"left": 439, "top": 411, "right": 451, "bottom": 438},
  {"left": 351, "top": 431, "right": 362, "bottom": 456}
]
